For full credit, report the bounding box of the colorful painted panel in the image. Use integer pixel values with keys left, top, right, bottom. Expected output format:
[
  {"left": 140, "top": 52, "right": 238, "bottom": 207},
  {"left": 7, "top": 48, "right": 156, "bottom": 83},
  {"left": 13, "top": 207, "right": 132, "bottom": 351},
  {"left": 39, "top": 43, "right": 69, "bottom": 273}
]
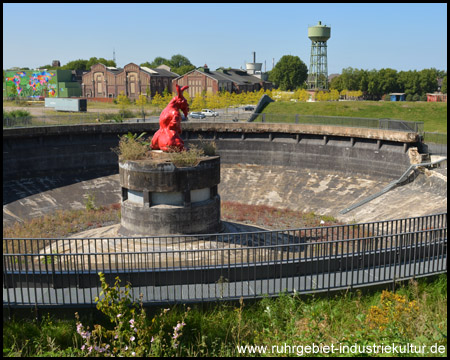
[{"left": 5, "top": 70, "right": 58, "bottom": 98}]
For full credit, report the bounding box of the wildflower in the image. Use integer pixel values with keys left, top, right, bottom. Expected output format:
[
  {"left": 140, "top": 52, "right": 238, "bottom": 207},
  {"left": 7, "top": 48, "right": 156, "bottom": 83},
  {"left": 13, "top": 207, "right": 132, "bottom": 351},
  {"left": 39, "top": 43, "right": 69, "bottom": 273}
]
[
  {"left": 151, "top": 336, "right": 154, "bottom": 343},
  {"left": 129, "top": 319, "right": 135, "bottom": 328},
  {"left": 88, "top": 346, "right": 93, "bottom": 354},
  {"left": 76, "top": 323, "right": 83, "bottom": 334},
  {"left": 163, "top": 308, "right": 170, "bottom": 313},
  {"left": 132, "top": 352, "right": 136, "bottom": 356},
  {"left": 130, "top": 336, "right": 135, "bottom": 342},
  {"left": 117, "top": 313, "right": 122, "bottom": 318},
  {"left": 114, "top": 334, "right": 119, "bottom": 339},
  {"left": 125, "top": 345, "right": 128, "bottom": 351},
  {"left": 81, "top": 345, "right": 86, "bottom": 351}
]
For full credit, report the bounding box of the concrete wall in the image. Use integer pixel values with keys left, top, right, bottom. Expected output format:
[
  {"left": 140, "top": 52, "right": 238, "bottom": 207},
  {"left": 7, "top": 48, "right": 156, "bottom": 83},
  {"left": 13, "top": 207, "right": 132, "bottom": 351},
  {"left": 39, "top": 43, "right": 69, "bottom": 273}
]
[{"left": 3, "top": 122, "right": 419, "bottom": 182}]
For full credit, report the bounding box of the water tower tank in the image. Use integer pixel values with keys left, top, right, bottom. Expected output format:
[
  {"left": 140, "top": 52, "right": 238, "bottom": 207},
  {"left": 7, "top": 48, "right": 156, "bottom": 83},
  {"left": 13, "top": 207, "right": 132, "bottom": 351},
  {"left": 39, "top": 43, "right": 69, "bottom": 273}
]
[{"left": 308, "top": 21, "right": 331, "bottom": 42}]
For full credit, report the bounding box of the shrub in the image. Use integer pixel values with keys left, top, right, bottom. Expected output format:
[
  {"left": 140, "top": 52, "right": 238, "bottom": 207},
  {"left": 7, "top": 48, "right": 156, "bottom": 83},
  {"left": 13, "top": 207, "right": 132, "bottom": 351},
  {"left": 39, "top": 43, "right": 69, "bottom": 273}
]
[
  {"left": 169, "top": 145, "right": 205, "bottom": 167},
  {"left": 112, "top": 132, "right": 152, "bottom": 161},
  {"left": 3, "top": 109, "right": 32, "bottom": 127},
  {"left": 84, "top": 193, "right": 97, "bottom": 211},
  {"left": 197, "top": 135, "right": 217, "bottom": 156},
  {"left": 75, "top": 273, "right": 188, "bottom": 357}
]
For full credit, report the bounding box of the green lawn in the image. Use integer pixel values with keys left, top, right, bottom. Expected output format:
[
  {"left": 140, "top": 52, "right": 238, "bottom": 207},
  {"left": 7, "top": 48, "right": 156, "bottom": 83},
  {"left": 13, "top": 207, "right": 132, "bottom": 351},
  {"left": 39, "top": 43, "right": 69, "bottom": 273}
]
[
  {"left": 3, "top": 274, "right": 447, "bottom": 357},
  {"left": 259, "top": 101, "right": 447, "bottom": 133}
]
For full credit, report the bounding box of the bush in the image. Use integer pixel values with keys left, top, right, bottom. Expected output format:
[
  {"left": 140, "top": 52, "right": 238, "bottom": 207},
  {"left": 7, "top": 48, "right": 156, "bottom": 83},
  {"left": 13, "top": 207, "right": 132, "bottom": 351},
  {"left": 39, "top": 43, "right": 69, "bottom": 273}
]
[
  {"left": 412, "top": 93, "right": 420, "bottom": 102},
  {"left": 112, "top": 132, "right": 152, "bottom": 160},
  {"left": 74, "top": 272, "right": 189, "bottom": 357},
  {"left": 197, "top": 135, "right": 217, "bottom": 156},
  {"left": 3, "top": 109, "right": 32, "bottom": 127},
  {"left": 168, "top": 145, "right": 205, "bottom": 167}
]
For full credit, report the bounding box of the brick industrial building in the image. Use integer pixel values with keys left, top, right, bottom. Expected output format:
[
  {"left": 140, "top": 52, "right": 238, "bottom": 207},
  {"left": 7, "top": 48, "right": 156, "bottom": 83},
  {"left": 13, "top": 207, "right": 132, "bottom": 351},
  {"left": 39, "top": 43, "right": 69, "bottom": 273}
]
[
  {"left": 172, "top": 65, "right": 272, "bottom": 98},
  {"left": 81, "top": 63, "right": 179, "bottom": 101}
]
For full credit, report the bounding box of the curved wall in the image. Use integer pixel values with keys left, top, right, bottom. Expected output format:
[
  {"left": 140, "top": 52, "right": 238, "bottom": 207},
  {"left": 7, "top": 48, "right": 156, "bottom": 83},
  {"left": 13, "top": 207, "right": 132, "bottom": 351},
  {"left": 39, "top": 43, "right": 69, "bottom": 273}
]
[{"left": 3, "top": 122, "right": 419, "bottom": 182}]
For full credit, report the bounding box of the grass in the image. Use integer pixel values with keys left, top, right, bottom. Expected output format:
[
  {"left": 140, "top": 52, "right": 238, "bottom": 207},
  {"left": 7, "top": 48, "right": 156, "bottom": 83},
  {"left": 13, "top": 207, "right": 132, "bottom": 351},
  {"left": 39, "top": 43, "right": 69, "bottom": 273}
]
[
  {"left": 3, "top": 274, "right": 447, "bottom": 357},
  {"left": 3, "top": 203, "right": 121, "bottom": 253},
  {"left": 3, "top": 99, "right": 161, "bottom": 114},
  {"left": 257, "top": 101, "right": 447, "bottom": 133}
]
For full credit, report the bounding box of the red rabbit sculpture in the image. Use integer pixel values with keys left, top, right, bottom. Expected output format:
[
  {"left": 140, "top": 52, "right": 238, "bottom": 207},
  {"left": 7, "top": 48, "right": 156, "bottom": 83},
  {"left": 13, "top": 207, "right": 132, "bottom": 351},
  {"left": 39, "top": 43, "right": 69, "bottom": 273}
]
[{"left": 151, "top": 84, "right": 189, "bottom": 152}]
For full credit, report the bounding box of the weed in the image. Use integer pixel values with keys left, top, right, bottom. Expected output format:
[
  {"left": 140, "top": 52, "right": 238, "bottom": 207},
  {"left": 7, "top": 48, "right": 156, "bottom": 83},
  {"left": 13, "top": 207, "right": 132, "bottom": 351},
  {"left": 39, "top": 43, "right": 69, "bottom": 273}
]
[
  {"left": 75, "top": 273, "right": 189, "bottom": 357},
  {"left": 197, "top": 135, "right": 217, "bottom": 156},
  {"left": 84, "top": 193, "right": 97, "bottom": 211},
  {"left": 168, "top": 144, "right": 205, "bottom": 167},
  {"left": 111, "top": 132, "right": 152, "bottom": 161}
]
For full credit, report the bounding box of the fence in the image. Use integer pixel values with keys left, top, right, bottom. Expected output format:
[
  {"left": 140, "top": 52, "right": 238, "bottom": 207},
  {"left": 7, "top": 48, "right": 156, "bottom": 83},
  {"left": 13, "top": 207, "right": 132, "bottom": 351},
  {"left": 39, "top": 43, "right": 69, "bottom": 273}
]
[
  {"left": 3, "top": 112, "right": 424, "bottom": 133},
  {"left": 3, "top": 213, "right": 446, "bottom": 308},
  {"left": 252, "top": 113, "right": 424, "bottom": 134},
  {"left": 423, "top": 132, "right": 447, "bottom": 156}
]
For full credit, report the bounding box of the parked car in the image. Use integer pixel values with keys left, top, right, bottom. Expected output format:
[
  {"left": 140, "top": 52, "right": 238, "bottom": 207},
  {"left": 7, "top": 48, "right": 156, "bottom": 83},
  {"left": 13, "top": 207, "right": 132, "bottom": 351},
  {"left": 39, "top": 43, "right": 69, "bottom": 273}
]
[
  {"left": 189, "top": 112, "right": 206, "bottom": 119},
  {"left": 200, "top": 109, "right": 219, "bottom": 117},
  {"left": 244, "top": 105, "right": 255, "bottom": 111}
]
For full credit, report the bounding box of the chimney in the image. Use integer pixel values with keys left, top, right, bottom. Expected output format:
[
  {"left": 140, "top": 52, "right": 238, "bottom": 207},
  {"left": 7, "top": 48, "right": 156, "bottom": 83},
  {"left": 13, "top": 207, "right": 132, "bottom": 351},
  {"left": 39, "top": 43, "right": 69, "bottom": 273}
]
[
  {"left": 253, "top": 51, "right": 256, "bottom": 63},
  {"left": 204, "top": 64, "right": 209, "bottom": 73}
]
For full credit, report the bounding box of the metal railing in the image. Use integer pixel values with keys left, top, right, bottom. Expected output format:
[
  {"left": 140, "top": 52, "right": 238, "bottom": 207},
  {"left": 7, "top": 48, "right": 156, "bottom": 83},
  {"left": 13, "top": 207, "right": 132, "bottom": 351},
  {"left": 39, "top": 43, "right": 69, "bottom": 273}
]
[
  {"left": 3, "top": 112, "right": 425, "bottom": 133},
  {"left": 3, "top": 213, "right": 446, "bottom": 308},
  {"left": 252, "top": 113, "right": 424, "bottom": 133},
  {"left": 423, "top": 132, "right": 447, "bottom": 156}
]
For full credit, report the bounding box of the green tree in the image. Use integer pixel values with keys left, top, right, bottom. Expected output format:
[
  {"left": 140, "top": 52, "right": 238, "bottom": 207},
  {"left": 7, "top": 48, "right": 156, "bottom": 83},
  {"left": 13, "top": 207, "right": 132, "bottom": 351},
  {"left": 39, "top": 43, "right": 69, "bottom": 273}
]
[
  {"left": 340, "top": 67, "right": 359, "bottom": 90},
  {"left": 419, "top": 68, "right": 439, "bottom": 94},
  {"left": 172, "top": 64, "right": 195, "bottom": 76},
  {"left": 378, "top": 68, "right": 399, "bottom": 95},
  {"left": 150, "top": 56, "right": 170, "bottom": 68},
  {"left": 367, "top": 69, "right": 382, "bottom": 100},
  {"left": 398, "top": 70, "right": 420, "bottom": 96},
  {"left": 86, "top": 57, "right": 116, "bottom": 69},
  {"left": 330, "top": 75, "right": 344, "bottom": 92},
  {"left": 442, "top": 76, "right": 447, "bottom": 93},
  {"left": 269, "top": 55, "right": 308, "bottom": 91},
  {"left": 169, "top": 54, "right": 193, "bottom": 68},
  {"left": 61, "top": 59, "right": 88, "bottom": 71}
]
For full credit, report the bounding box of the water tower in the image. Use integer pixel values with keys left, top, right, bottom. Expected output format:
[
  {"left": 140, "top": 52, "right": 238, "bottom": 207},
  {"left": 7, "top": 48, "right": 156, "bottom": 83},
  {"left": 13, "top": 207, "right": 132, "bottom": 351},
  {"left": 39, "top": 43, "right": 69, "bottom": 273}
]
[{"left": 307, "top": 21, "right": 331, "bottom": 90}]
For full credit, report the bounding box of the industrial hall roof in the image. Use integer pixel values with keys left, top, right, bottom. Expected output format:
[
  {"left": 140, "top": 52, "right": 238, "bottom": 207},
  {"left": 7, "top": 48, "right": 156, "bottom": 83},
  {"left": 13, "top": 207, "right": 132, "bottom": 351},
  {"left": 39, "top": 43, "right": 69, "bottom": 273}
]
[
  {"left": 86, "top": 63, "right": 179, "bottom": 78},
  {"left": 177, "top": 66, "right": 268, "bottom": 85}
]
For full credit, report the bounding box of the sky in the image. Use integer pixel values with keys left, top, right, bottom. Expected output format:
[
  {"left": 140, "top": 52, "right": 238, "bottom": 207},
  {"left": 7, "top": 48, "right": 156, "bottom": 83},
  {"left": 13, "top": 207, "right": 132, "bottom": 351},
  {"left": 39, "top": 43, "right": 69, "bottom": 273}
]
[{"left": 3, "top": 3, "right": 447, "bottom": 74}]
